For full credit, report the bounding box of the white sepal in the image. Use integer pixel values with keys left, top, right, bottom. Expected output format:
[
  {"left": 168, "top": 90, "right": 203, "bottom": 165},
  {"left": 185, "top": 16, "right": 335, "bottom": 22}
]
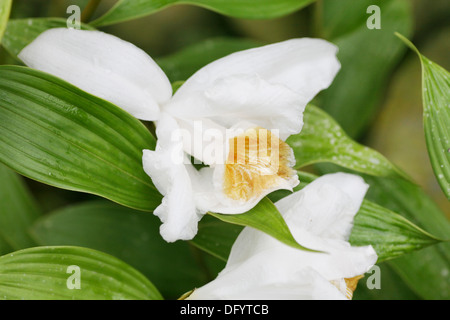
[{"left": 19, "top": 28, "right": 172, "bottom": 120}]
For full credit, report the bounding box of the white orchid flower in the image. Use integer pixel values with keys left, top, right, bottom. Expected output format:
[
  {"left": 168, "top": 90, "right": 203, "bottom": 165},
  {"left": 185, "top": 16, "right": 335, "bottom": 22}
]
[
  {"left": 19, "top": 28, "right": 341, "bottom": 242},
  {"left": 186, "top": 173, "right": 378, "bottom": 300}
]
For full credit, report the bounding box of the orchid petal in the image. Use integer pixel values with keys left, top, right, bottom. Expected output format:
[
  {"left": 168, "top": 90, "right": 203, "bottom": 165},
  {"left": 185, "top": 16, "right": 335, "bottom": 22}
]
[
  {"left": 167, "top": 38, "right": 340, "bottom": 136},
  {"left": 166, "top": 74, "right": 308, "bottom": 139},
  {"left": 187, "top": 261, "right": 346, "bottom": 300},
  {"left": 276, "top": 172, "right": 369, "bottom": 240},
  {"left": 142, "top": 115, "right": 204, "bottom": 242},
  {"left": 142, "top": 146, "right": 202, "bottom": 242},
  {"left": 174, "top": 117, "right": 227, "bottom": 166},
  {"left": 189, "top": 229, "right": 375, "bottom": 299},
  {"left": 19, "top": 28, "right": 172, "bottom": 120},
  {"left": 188, "top": 252, "right": 345, "bottom": 300}
]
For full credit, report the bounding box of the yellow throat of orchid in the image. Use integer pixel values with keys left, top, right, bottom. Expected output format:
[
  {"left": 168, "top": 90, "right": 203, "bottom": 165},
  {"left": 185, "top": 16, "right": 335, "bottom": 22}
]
[
  {"left": 223, "top": 127, "right": 296, "bottom": 201},
  {"left": 331, "top": 275, "right": 365, "bottom": 300},
  {"left": 344, "top": 275, "right": 364, "bottom": 300}
]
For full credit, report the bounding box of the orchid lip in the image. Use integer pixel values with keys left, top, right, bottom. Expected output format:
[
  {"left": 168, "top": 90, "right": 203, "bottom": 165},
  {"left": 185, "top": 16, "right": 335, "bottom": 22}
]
[{"left": 223, "top": 126, "right": 297, "bottom": 202}]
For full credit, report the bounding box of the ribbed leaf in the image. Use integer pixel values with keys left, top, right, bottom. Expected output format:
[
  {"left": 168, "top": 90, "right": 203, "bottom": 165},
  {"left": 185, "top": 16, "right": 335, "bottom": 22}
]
[
  {"left": 0, "top": 164, "right": 41, "bottom": 250},
  {"left": 395, "top": 34, "right": 450, "bottom": 199},
  {"left": 419, "top": 55, "right": 450, "bottom": 199},
  {"left": 92, "top": 0, "right": 315, "bottom": 27},
  {"left": 1, "top": 18, "right": 95, "bottom": 60},
  {"left": 0, "top": 246, "right": 162, "bottom": 300},
  {"left": 31, "top": 200, "right": 213, "bottom": 299},
  {"left": 208, "top": 197, "right": 317, "bottom": 253},
  {"left": 0, "top": 65, "right": 160, "bottom": 211},
  {"left": 287, "top": 105, "right": 408, "bottom": 179},
  {"left": 0, "top": 0, "right": 11, "bottom": 44},
  {"left": 350, "top": 200, "right": 442, "bottom": 262}
]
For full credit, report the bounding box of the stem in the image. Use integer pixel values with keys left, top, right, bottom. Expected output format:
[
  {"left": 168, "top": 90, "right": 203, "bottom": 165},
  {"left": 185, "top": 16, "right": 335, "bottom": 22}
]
[
  {"left": 188, "top": 243, "right": 214, "bottom": 282},
  {"left": 394, "top": 32, "right": 421, "bottom": 57},
  {"left": 313, "top": 0, "right": 324, "bottom": 38},
  {"left": 81, "top": 0, "right": 102, "bottom": 23}
]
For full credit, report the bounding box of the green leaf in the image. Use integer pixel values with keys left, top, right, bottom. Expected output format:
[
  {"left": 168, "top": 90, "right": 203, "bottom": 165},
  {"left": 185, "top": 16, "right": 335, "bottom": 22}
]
[
  {"left": 363, "top": 174, "right": 450, "bottom": 240},
  {"left": 350, "top": 200, "right": 442, "bottom": 262},
  {"left": 0, "top": 0, "right": 12, "bottom": 44},
  {"left": 317, "top": 0, "right": 413, "bottom": 138},
  {"left": 31, "top": 201, "right": 213, "bottom": 299},
  {"left": 0, "top": 65, "right": 160, "bottom": 212},
  {"left": 157, "top": 37, "right": 262, "bottom": 83},
  {"left": 287, "top": 105, "right": 408, "bottom": 179},
  {"left": 0, "top": 246, "right": 163, "bottom": 300},
  {"left": 0, "top": 164, "right": 41, "bottom": 250},
  {"left": 1, "top": 18, "right": 95, "bottom": 60},
  {"left": 208, "top": 197, "right": 317, "bottom": 253},
  {"left": 92, "top": 0, "right": 315, "bottom": 27},
  {"left": 191, "top": 215, "right": 243, "bottom": 262},
  {"left": 395, "top": 33, "right": 450, "bottom": 200},
  {"left": 387, "top": 246, "right": 450, "bottom": 300}
]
